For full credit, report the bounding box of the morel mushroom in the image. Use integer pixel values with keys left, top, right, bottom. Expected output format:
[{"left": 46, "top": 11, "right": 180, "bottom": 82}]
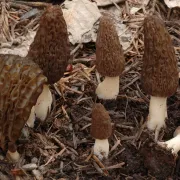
[
  {"left": 0, "top": 55, "right": 47, "bottom": 162},
  {"left": 28, "top": 5, "right": 70, "bottom": 84},
  {"left": 90, "top": 103, "right": 112, "bottom": 160},
  {"left": 95, "top": 15, "right": 125, "bottom": 100},
  {"left": 141, "top": 15, "right": 179, "bottom": 140},
  {"left": 158, "top": 126, "right": 180, "bottom": 154},
  {"left": 26, "top": 5, "right": 70, "bottom": 126}
]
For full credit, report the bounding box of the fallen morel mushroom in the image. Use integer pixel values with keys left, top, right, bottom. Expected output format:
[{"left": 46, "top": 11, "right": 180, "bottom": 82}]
[
  {"left": 0, "top": 55, "right": 47, "bottom": 162},
  {"left": 141, "top": 15, "right": 179, "bottom": 140},
  {"left": 0, "top": 5, "right": 70, "bottom": 162},
  {"left": 95, "top": 15, "right": 125, "bottom": 100},
  {"left": 90, "top": 103, "right": 112, "bottom": 160}
]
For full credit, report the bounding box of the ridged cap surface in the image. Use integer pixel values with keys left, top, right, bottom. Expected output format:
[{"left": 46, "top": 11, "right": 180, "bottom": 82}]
[
  {"left": 28, "top": 5, "right": 70, "bottom": 84},
  {"left": 95, "top": 15, "right": 125, "bottom": 77},
  {"left": 0, "top": 55, "right": 47, "bottom": 147},
  {"left": 141, "top": 15, "right": 178, "bottom": 97},
  {"left": 90, "top": 103, "right": 112, "bottom": 139}
]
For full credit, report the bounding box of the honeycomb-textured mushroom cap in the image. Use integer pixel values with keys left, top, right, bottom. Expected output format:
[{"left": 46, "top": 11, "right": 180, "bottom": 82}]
[
  {"left": 0, "top": 55, "right": 47, "bottom": 148},
  {"left": 28, "top": 5, "right": 70, "bottom": 84},
  {"left": 141, "top": 15, "right": 178, "bottom": 97},
  {"left": 90, "top": 103, "right": 112, "bottom": 139},
  {"left": 95, "top": 15, "right": 125, "bottom": 77}
]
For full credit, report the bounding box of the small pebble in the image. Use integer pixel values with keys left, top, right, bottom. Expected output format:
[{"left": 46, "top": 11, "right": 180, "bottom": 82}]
[
  {"left": 31, "top": 157, "right": 38, "bottom": 164},
  {"left": 32, "top": 169, "right": 43, "bottom": 180},
  {"left": 22, "top": 163, "right": 37, "bottom": 171},
  {"left": 0, "top": 154, "right": 4, "bottom": 160},
  {"left": 69, "top": 123, "right": 73, "bottom": 131},
  {"left": 21, "top": 127, "right": 30, "bottom": 139},
  {"left": 39, "top": 165, "right": 48, "bottom": 175},
  {"left": 71, "top": 154, "right": 76, "bottom": 161}
]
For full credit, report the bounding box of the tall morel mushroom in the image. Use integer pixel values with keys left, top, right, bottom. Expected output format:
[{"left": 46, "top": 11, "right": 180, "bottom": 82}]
[
  {"left": 95, "top": 15, "right": 125, "bottom": 100},
  {"left": 0, "top": 55, "right": 47, "bottom": 162},
  {"left": 90, "top": 103, "right": 112, "bottom": 160},
  {"left": 27, "top": 5, "right": 70, "bottom": 126},
  {"left": 141, "top": 15, "right": 179, "bottom": 140}
]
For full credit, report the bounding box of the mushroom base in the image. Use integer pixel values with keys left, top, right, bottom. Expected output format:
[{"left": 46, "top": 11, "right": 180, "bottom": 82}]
[
  {"left": 26, "top": 84, "right": 52, "bottom": 128},
  {"left": 96, "top": 76, "right": 119, "bottom": 100},
  {"left": 158, "top": 134, "right": 180, "bottom": 154},
  {"left": 6, "top": 150, "right": 20, "bottom": 162},
  {"left": 147, "top": 96, "right": 167, "bottom": 141},
  {"left": 93, "top": 139, "right": 109, "bottom": 160}
]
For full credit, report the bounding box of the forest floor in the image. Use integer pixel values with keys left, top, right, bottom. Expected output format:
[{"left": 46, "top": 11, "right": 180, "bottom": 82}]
[{"left": 0, "top": 0, "right": 180, "bottom": 179}]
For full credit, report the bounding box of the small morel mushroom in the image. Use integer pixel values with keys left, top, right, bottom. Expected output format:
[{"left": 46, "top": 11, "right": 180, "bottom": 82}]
[
  {"left": 158, "top": 126, "right": 180, "bottom": 154},
  {"left": 90, "top": 103, "right": 112, "bottom": 160},
  {"left": 28, "top": 5, "right": 70, "bottom": 84},
  {"left": 141, "top": 15, "right": 179, "bottom": 141},
  {"left": 0, "top": 55, "right": 47, "bottom": 162},
  {"left": 95, "top": 15, "right": 125, "bottom": 100}
]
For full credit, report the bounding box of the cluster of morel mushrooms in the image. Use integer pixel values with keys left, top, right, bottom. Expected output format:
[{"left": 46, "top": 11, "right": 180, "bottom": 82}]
[{"left": 0, "top": 5, "right": 179, "bottom": 163}]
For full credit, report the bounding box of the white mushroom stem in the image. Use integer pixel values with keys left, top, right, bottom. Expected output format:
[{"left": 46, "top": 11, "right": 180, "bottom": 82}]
[
  {"left": 35, "top": 84, "right": 53, "bottom": 121},
  {"left": 6, "top": 150, "right": 20, "bottom": 162},
  {"left": 93, "top": 139, "right": 109, "bottom": 160},
  {"left": 27, "top": 106, "right": 36, "bottom": 128},
  {"left": 147, "top": 96, "right": 167, "bottom": 141},
  {"left": 26, "top": 85, "right": 53, "bottom": 128},
  {"left": 96, "top": 76, "right": 119, "bottom": 100},
  {"left": 158, "top": 134, "right": 180, "bottom": 154}
]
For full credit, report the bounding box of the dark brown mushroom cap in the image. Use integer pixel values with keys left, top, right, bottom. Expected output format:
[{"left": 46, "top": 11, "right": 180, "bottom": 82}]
[
  {"left": 28, "top": 5, "right": 70, "bottom": 84},
  {"left": 90, "top": 103, "right": 112, "bottom": 139},
  {"left": 95, "top": 15, "right": 125, "bottom": 77},
  {"left": 0, "top": 55, "right": 47, "bottom": 148},
  {"left": 141, "top": 15, "right": 178, "bottom": 97}
]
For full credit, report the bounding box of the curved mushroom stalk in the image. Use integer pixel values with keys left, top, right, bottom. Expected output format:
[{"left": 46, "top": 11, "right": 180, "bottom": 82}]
[
  {"left": 26, "top": 85, "right": 53, "bottom": 128},
  {"left": 96, "top": 76, "right": 119, "bottom": 100},
  {"left": 147, "top": 96, "right": 167, "bottom": 141},
  {"left": 94, "top": 139, "right": 109, "bottom": 160},
  {"left": 27, "top": 106, "right": 36, "bottom": 128},
  {"left": 35, "top": 84, "right": 53, "bottom": 121}
]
